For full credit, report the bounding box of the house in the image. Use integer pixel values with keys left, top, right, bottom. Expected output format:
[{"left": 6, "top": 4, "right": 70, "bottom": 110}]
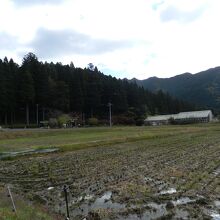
[{"left": 145, "top": 110, "right": 213, "bottom": 125}]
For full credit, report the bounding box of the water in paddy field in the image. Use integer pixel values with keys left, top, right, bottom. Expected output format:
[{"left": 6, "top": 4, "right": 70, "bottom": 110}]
[
  {"left": 59, "top": 189, "right": 204, "bottom": 219},
  {"left": 70, "top": 191, "right": 126, "bottom": 217},
  {"left": 172, "top": 197, "right": 196, "bottom": 205},
  {"left": 213, "top": 166, "right": 220, "bottom": 175},
  {"left": 47, "top": 177, "right": 219, "bottom": 220},
  {"left": 207, "top": 200, "right": 220, "bottom": 220},
  {"left": 118, "top": 203, "right": 168, "bottom": 220},
  {"left": 214, "top": 200, "right": 220, "bottom": 208},
  {"left": 159, "top": 187, "right": 177, "bottom": 195},
  {"left": 0, "top": 148, "right": 59, "bottom": 159},
  {"left": 69, "top": 191, "right": 169, "bottom": 219}
]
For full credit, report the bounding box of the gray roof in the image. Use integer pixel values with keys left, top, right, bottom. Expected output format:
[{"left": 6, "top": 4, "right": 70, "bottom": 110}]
[
  {"left": 146, "top": 114, "right": 175, "bottom": 121},
  {"left": 145, "top": 110, "right": 212, "bottom": 122},
  {"left": 174, "top": 110, "right": 212, "bottom": 120}
]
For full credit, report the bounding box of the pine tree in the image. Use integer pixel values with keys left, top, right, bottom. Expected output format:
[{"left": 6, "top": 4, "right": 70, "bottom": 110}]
[{"left": 17, "top": 70, "right": 35, "bottom": 126}]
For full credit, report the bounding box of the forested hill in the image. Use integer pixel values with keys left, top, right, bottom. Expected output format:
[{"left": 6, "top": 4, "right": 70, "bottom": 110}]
[
  {"left": 0, "top": 53, "right": 194, "bottom": 126},
  {"left": 133, "top": 67, "right": 220, "bottom": 112}
]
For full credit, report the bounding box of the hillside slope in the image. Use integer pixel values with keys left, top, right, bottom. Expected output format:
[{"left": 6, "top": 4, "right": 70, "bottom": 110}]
[{"left": 134, "top": 67, "right": 220, "bottom": 110}]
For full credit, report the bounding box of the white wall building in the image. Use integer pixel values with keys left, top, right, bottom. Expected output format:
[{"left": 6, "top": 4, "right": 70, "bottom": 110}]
[{"left": 145, "top": 110, "right": 213, "bottom": 125}]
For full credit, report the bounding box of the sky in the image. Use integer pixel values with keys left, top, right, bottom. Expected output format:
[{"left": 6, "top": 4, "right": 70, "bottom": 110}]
[{"left": 0, "top": 0, "right": 220, "bottom": 79}]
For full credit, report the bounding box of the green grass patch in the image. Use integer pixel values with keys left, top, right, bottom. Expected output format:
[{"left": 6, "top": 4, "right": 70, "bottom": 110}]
[
  {"left": 0, "top": 186, "right": 56, "bottom": 220},
  {"left": 0, "top": 125, "right": 217, "bottom": 153},
  {"left": 0, "top": 206, "right": 53, "bottom": 220}
]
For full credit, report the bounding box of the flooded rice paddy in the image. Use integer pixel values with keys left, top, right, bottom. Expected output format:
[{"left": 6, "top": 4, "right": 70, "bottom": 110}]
[
  {"left": 0, "top": 126, "right": 220, "bottom": 219},
  {"left": 0, "top": 148, "right": 59, "bottom": 159}
]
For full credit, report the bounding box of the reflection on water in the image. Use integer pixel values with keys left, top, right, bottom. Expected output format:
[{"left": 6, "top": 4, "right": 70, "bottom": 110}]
[
  {"left": 0, "top": 148, "right": 59, "bottom": 159},
  {"left": 160, "top": 188, "right": 177, "bottom": 195}
]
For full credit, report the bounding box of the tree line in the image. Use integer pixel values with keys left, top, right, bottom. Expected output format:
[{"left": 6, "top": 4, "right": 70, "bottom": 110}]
[{"left": 0, "top": 53, "right": 195, "bottom": 127}]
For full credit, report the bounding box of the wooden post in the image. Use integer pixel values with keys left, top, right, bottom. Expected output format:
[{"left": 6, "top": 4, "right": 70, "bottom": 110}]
[
  {"left": 7, "top": 186, "right": 17, "bottom": 215},
  {"left": 63, "top": 185, "right": 70, "bottom": 219}
]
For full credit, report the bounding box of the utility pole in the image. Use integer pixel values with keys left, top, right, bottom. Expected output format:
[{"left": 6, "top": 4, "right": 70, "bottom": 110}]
[
  {"left": 108, "top": 102, "right": 112, "bottom": 127},
  {"left": 36, "top": 104, "right": 39, "bottom": 126}
]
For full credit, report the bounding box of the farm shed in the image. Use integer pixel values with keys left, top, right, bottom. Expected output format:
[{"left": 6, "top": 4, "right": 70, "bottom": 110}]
[
  {"left": 144, "top": 114, "right": 175, "bottom": 126},
  {"left": 145, "top": 110, "right": 213, "bottom": 125}
]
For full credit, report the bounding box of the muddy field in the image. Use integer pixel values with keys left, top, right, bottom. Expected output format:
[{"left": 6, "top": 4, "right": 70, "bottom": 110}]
[{"left": 0, "top": 125, "right": 220, "bottom": 219}]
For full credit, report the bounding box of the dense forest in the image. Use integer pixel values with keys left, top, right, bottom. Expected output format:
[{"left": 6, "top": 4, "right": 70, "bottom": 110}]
[{"left": 0, "top": 53, "right": 195, "bottom": 127}]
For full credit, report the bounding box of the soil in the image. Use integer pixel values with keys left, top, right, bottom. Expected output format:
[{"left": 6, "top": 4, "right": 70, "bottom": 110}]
[{"left": 0, "top": 129, "right": 219, "bottom": 219}]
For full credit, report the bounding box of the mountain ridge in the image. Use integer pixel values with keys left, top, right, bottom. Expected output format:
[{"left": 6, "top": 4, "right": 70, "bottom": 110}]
[{"left": 132, "top": 66, "right": 220, "bottom": 111}]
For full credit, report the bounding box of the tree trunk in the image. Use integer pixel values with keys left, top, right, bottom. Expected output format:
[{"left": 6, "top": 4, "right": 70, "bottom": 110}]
[
  {"left": 36, "top": 104, "right": 39, "bottom": 126},
  {"left": 42, "top": 107, "right": 45, "bottom": 121},
  {"left": 4, "top": 113, "right": 7, "bottom": 126},
  {"left": 10, "top": 111, "right": 13, "bottom": 125},
  {"left": 82, "top": 113, "right": 85, "bottom": 127},
  {"left": 91, "top": 108, "right": 93, "bottom": 118},
  {"left": 26, "top": 103, "right": 29, "bottom": 126}
]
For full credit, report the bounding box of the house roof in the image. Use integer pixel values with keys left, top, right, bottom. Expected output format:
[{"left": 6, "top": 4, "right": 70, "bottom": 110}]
[{"left": 145, "top": 110, "right": 212, "bottom": 122}]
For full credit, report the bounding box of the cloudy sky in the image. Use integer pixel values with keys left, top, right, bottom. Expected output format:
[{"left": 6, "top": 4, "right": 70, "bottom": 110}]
[{"left": 1, "top": 0, "right": 220, "bottom": 79}]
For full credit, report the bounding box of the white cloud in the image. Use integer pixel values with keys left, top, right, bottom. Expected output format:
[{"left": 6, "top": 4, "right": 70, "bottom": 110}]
[
  {"left": 30, "top": 28, "right": 134, "bottom": 58},
  {"left": 0, "top": 0, "right": 220, "bottom": 79},
  {"left": 10, "top": 0, "right": 63, "bottom": 7}
]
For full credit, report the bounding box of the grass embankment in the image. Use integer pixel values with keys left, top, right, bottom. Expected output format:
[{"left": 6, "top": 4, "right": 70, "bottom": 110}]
[
  {"left": 0, "top": 186, "right": 57, "bottom": 220},
  {"left": 0, "top": 124, "right": 218, "bottom": 153}
]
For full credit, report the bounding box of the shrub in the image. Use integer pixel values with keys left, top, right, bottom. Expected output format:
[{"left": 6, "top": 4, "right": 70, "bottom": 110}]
[
  {"left": 168, "top": 117, "right": 175, "bottom": 125},
  {"left": 135, "top": 118, "right": 144, "bottom": 126},
  {"left": 48, "top": 118, "right": 58, "bottom": 128},
  {"left": 98, "top": 119, "right": 109, "bottom": 126},
  {"left": 88, "top": 117, "right": 99, "bottom": 126},
  {"left": 7, "top": 124, "right": 38, "bottom": 129},
  {"left": 113, "top": 115, "right": 135, "bottom": 125},
  {"left": 57, "top": 114, "right": 71, "bottom": 128}
]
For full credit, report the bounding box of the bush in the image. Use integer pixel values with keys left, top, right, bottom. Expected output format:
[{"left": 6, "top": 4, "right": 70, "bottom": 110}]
[
  {"left": 98, "top": 119, "right": 109, "bottom": 126},
  {"left": 88, "top": 117, "right": 99, "bottom": 126},
  {"left": 57, "top": 114, "right": 71, "bottom": 128},
  {"left": 135, "top": 118, "right": 144, "bottom": 126},
  {"left": 48, "top": 118, "right": 58, "bottom": 128},
  {"left": 168, "top": 117, "right": 176, "bottom": 125},
  {"left": 113, "top": 115, "right": 135, "bottom": 125},
  {"left": 7, "top": 124, "right": 38, "bottom": 129}
]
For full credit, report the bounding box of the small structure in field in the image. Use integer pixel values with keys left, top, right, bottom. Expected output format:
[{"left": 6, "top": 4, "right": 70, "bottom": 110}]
[
  {"left": 39, "top": 120, "right": 49, "bottom": 128},
  {"left": 145, "top": 110, "right": 213, "bottom": 125}
]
